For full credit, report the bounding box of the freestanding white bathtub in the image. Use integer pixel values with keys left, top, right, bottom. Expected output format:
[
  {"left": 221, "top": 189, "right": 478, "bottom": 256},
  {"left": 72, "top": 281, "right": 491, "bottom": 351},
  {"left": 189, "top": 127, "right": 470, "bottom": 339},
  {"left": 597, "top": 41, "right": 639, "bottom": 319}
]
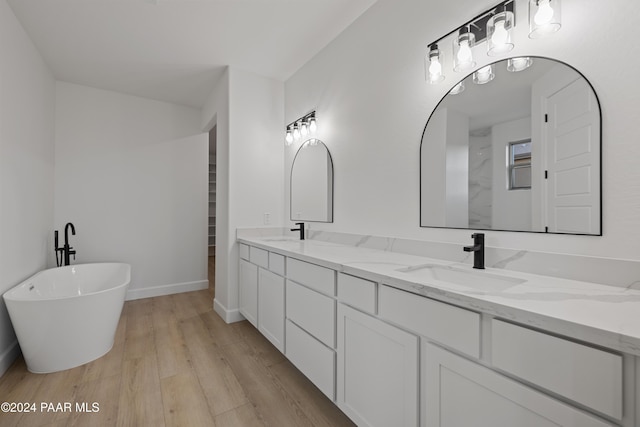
[{"left": 3, "top": 263, "right": 131, "bottom": 373}]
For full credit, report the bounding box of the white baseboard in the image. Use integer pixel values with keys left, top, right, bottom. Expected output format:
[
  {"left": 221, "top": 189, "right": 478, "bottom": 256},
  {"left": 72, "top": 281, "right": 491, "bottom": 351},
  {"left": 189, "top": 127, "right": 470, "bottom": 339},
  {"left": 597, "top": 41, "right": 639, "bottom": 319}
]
[
  {"left": 0, "top": 340, "right": 20, "bottom": 377},
  {"left": 126, "top": 280, "right": 209, "bottom": 301},
  {"left": 213, "top": 298, "right": 245, "bottom": 324}
]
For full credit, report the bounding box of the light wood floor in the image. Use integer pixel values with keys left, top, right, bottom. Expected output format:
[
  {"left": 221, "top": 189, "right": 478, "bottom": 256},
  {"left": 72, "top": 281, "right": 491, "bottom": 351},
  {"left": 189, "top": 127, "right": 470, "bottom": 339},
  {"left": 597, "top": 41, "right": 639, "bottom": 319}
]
[{"left": 0, "top": 257, "right": 354, "bottom": 427}]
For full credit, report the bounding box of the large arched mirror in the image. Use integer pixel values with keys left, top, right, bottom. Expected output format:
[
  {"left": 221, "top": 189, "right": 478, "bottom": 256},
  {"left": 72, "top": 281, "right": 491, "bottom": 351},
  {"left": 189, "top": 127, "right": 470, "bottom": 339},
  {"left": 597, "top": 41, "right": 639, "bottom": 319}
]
[
  {"left": 291, "top": 139, "right": 334, "bottom": 222},
  {"left": 420, "top": 57, "right": 601, "bottom": 235}
]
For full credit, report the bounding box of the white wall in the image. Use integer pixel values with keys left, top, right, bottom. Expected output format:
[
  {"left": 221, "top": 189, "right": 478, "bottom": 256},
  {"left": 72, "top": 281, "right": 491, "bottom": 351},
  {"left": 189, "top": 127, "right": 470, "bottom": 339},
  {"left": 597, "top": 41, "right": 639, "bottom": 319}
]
[
  {"left": 55, "top": 82, "right": 208, "bottom": 299},
  {"left": 0, "top": 0, "right": 55, "bottom": 374},
  {"left": 492, "top": 117, "right": 532, "bottom": 231},
  {"left": 285, "top": 0, "right": 640, "bottom": 261},
  {"left": 203, "top": 68, "right": 284, "bottom": 322},
  {"left": 444, "top": 108, "right": 469, "bottom": 228}
]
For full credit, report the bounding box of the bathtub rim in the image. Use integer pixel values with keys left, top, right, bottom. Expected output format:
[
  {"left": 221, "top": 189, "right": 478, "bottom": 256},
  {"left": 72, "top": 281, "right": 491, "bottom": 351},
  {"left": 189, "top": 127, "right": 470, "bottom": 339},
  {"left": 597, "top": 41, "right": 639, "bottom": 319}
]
[{"left": 2, "top": 262, "right": 131, "bottom": 303}]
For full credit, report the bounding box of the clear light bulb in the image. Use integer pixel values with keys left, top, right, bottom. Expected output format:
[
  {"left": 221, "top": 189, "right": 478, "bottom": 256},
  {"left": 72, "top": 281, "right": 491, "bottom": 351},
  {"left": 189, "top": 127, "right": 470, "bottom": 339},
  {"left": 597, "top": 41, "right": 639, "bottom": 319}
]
[
  {"left": 535, "top": 0, "right": 554, "bottom": 25},
  {"left": 457, "top": 40, "right": 472, "bottom": 64},
  {"left": 492, "top": 20, "right": 509, "bottom": 46},
  {"left": 429, "top": 58, "right": 442, "bottom": 82},
  {"left": 293, "top": 125, "right": 300, "bottom": 140},
  {"left": 300, "top": 121, "right": 308, "bottom": 137},
  {"left": 309, "top": 117, "right": 317, "bottom": 133},
  {"left": 285, "top": 129, "right": 293, "bottom": 144}
]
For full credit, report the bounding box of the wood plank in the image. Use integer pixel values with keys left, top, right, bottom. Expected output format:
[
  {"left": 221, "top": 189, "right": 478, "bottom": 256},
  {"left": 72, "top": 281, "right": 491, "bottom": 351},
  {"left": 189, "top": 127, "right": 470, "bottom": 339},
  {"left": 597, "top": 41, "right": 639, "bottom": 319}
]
[
  {"left": 161, "top": 371, "right": 216, "bottom": 427},
  {"left": 66, "top": 373, "right": 120, "bottom": 426},
  {"left": 220, "top": 339, "right": 313, "bottom": 427},
  {"left": 232, "top": 320, "right": 285, "bottom": 367},
  {"left": 18, "top": 365, "right": 86, "bottom": 426},
  {"left": 214, "top": 403, "right": 264, "bottom": 427},
  {"left": 200, "top": 310, "right": 243, "bottom": 347},
  {"left": 155, "top": 316, "right": 192, "bottom": 379},
  {"left": 269, "top": 359, "right": 354, "bottom": 427},
  {"left": 117, "top": 355, "right": 165, "bottom": 427},
  {"left": 179, "top": 315, "right": 248, "bottom": 416}
]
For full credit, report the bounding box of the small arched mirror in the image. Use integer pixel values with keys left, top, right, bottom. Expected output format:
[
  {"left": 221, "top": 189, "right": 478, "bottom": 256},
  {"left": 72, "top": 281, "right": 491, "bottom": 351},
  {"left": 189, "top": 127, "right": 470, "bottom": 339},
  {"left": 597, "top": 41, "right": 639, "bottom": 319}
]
[
  {"left": 420, "top": 57, "right": 601, "bottom": 235},
  {"left": 291, "top": 139, "right": 334, "bottom": 222}
]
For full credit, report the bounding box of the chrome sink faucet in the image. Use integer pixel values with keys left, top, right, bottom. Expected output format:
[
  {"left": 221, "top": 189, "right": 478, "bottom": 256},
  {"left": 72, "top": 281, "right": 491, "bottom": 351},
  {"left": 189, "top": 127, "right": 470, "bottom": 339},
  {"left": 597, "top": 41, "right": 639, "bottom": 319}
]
[
  {"left": 463, "top": 233, "right": 484, "bottom": 269},
  {"left": 291, "top": 222, "right": 305, "bottom": 240}
]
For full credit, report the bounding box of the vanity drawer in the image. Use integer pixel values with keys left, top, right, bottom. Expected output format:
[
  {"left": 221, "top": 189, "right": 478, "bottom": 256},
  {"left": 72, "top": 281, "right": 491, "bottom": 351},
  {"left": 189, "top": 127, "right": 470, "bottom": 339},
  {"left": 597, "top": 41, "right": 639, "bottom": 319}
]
[
  {"left": 287, "top": 258, "right": 335, "bottom": 296},
  {"left": 378, "top": 285, "right": 480, "bottom": 358},
  {"left": 286, "top": 320, "right": 335, "bottom": 401},
  {"left": 491, "top": 319, "right": 623, "bottom": 420},
  {"left": 337, "top": 273, "right": 376, "bottom": 314},
  {"left": 269, "top": 252, "right": 285, "bottom": 276},
  {"left": 249, "top": 246, "right": 269, "bottom": 269},
  {"left": 286, "top": 280, "right": 335, "bottom": 348},
  {"left": 239, "top": 243, "right": 250, "bottom": 260}
]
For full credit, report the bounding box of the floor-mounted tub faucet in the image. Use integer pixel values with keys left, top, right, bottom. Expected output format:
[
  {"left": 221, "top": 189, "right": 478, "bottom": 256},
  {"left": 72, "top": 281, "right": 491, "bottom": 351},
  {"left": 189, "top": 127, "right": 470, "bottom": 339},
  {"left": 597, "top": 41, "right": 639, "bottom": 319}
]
[
  {"left": 291, "top": 222, "right": 305, "bottom": 240},
  {"left": 55, "top": 222, "right": 77, "bottom": 267},
  {"left": 463, "top": 232, "right": 484, "bottom": 269}
]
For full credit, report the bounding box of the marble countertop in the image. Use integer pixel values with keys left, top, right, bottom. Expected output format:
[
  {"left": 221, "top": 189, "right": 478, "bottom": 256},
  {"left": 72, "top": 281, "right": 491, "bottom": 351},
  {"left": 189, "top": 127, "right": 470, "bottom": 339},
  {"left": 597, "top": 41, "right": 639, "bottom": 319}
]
[{"left": 238, "top": 236, "right": 640, "bottom": 357}]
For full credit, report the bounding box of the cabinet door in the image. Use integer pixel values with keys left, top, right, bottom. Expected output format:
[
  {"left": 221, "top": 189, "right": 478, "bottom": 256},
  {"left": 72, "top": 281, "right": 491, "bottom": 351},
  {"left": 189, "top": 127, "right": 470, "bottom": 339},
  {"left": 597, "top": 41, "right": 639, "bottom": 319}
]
[
  {"left": 239, "top": 259, "right": 258, "bottom": 327},
  {"left": 258, "top": 268, "right": 285, "bottom": 353},
  {"left": 422, "top": 342, "right": 613, "bottom": 427},
  {"left": 337, "top": 304, "right": 419, "bottom": 427}
]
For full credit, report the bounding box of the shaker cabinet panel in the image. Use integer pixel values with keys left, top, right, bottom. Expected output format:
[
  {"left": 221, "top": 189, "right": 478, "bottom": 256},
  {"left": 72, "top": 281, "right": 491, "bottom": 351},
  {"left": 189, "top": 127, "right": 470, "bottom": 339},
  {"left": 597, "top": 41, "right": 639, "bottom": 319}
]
[
  {"left": 422, "top": 342, "right": 613, "bottom": 427},
  {"left": 337, "top": 304, "right": 419, "bottom": 427},
  {"left": 268, "top": 252, "right": 285, "bottom": 276},
  {"left": 337, "top": 273, "right": 377, "bottom": 314},
  {"left": 287, "top": 258, "right": 335, "bottom": 296},
  {"left": 239, "top": 259, "right": 258, "bottom": 327},
  {"left": 239, "top": 243, "right": 250, "bottom": 260},
  {"left": 285, "top": 320, "right": 335, "bottom": 401},
  {"left": 249, "top": 246, "right": 269, "bottom": 269},
  {"left": 258, "top": 268, "right": 285, "bottom": 353},
  {"left": 491, "top": 319, "right": 623, "bottom": 420},
  {"left": 286, "top": 280, "right": 335, "bottom": 348},
  {"left": 378, "top": 285, "right": 480, "bottom": 358}
]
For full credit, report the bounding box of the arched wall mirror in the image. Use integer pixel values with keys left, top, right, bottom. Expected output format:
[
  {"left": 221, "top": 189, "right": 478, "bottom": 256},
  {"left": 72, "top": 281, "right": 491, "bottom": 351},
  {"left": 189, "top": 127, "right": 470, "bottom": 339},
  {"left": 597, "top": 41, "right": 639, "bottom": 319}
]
[
  {"left": 291, "top": 139, "right": 334, "bottom": 222},
  {"left": 420, "top": 57, "right": 601, "bottom": 235}
]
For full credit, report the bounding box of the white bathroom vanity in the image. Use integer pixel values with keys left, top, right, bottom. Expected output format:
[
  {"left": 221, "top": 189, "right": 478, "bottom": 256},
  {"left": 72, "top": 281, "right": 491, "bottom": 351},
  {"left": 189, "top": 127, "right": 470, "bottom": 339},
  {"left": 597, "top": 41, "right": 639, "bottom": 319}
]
[{"left": 237, "top": 233, "right": 640, "bottom": 427}]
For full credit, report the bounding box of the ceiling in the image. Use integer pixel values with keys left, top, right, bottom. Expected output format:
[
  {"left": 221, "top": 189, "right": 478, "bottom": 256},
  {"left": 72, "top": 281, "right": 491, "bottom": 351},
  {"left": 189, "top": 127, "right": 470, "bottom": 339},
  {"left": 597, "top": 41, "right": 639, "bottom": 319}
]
[{"left": 7, "top": 0, "right": 377, "bottom": 108}]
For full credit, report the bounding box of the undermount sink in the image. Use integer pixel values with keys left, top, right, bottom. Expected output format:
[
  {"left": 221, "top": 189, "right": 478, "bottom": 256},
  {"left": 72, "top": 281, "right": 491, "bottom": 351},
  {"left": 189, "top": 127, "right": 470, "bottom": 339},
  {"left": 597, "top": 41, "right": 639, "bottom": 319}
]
[{"left": 396, "top": 264, "right": 525, "bottom": 292}]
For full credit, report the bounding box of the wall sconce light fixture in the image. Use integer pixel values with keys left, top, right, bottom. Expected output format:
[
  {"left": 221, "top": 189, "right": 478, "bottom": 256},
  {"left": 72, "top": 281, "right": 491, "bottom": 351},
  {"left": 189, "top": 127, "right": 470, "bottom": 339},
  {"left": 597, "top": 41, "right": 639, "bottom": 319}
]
[
  {"left": 285, "top": 111, "right": 317, "bottom": 146},
  {"left": 426, "top": 0, "right": 561, "bottom": 85}
]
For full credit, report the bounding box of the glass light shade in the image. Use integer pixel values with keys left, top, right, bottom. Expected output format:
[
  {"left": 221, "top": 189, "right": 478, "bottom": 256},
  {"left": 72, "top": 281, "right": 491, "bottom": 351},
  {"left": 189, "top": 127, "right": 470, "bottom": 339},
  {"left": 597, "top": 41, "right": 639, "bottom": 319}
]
[
  {"left": 453, "top": 32, "right": 476, "bottom": 72},
  {"left": 487, "top": 11, "right": 514, "bottom": 56},
  {"left": 473, "top": 65, "right": 495, "bottom": 85},
  {"left": 450, "top": 81, "right": 465, "bottom": 95},
  {"left": 300, "top": 121, "right": 309, "bottom": 137},
  {"left": 529, "top": 0, "right": 561, "bottom": 38},
  {"left": 293, "top": 124, "right": 300, "bottom": 140},
  {"left": 427, "top": 46, "right": 445, "bottom": 84},
  {"left": 285, "top": 127, "right": 294, "bottom": 145},
  {"left": 507, "top": 57, "right": 533, "bottom": 72},
  {"left": 309, "top": 116, "right": 317, "bottom": 133}
]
